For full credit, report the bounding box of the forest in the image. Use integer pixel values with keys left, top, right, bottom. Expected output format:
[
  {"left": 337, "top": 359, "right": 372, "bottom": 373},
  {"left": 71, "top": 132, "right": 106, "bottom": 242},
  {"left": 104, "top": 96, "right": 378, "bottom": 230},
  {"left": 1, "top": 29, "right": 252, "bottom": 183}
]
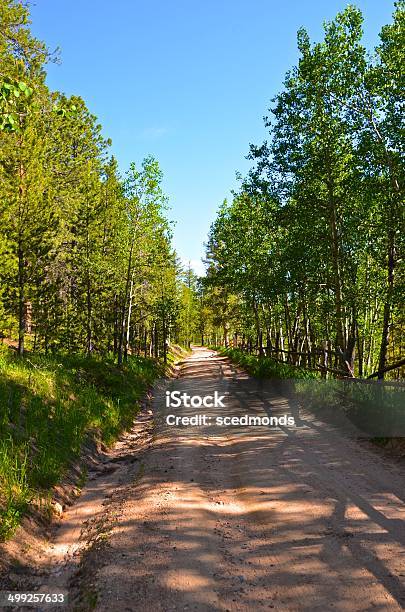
[
  {"left": 0, "top": 2, "right": 403, "bottom": 605},
  {"left": 0, "top": 0, "right": 403, "bottom": 542},
  {"left": 0, "top": 1, "right": 200, "bottom": 362},
  {"left": 200, "top": 2, "right": 404, "bottom": 380},
  {"left": 0, "top": 0, "right": 192, "bottom": 538}
]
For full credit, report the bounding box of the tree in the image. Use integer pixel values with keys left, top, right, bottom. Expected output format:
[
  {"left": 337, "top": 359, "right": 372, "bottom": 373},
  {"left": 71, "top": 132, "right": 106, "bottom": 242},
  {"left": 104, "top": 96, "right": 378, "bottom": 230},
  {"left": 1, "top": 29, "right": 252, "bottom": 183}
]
[{"left": 203, "top": 4, "right": 404, "bottom": 379}]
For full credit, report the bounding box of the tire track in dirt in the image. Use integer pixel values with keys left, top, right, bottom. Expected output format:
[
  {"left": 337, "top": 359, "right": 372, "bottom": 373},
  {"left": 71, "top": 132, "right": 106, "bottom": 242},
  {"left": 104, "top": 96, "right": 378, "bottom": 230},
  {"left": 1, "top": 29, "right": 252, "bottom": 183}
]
[
  {"left": 12, "top": 347, "right": 405, "bottom": 611},
  {"left": 67, "top": 346, "right": 405, "bottom": 611}
]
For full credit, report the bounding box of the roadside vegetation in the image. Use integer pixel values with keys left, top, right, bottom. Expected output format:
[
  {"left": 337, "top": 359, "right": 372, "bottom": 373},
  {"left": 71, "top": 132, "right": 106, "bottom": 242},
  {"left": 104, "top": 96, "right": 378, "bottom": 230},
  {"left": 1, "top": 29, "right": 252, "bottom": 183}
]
[
  {"left": 0, "top": 0, "right": 193, "bottom": 541},
  {"left": 0, "top": 0, "right": 403, "bottom": 543},
  {"left": 220, "top": 346, "right": 404, "bottom": 443},
  {"left": 217, "top": 347, "right": 317, "bottom": 379},
  {"left": 0, "top": 0, "right": 195, "bottom": 363},
  {"left": 200, "top": 3, "right": 404, "bottom": 382},
  {"left": 0, "top": 345, "right": 163, "bottom": 540}
]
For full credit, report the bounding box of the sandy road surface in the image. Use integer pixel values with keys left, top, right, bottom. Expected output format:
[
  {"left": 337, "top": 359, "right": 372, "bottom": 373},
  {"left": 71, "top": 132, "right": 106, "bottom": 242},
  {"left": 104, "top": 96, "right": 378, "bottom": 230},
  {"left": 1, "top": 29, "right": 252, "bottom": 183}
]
[{"left": 73, "top": 346, "right": 404, "bottom": 612}]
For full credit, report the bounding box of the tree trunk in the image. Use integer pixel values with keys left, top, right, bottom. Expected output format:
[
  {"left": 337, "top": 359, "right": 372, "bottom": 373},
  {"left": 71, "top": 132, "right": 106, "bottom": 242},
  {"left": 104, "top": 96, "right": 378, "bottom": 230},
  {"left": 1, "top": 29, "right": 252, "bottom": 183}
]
[
  {"left": 17, "top": 242, "right": 25, "bottom": 357},
  {"left": 284, "top": 294, "right": 292, "bottom": 353},
  {"left": 327, "top": 183, "right": 345, "bottom": 359},
  {"left": 223, "top": 324, "right": 229, "bottom": 348},
  {"left": 17, "top": 139, "right": 26, "bottom": 357},
  {"left": 113, "top": 294, "right": 119, "bottom": 355},
  {"left": 377, "top": 231, "right": 395, "bottom": 379},
  {"left": 124, "top": 274, "right": 134, "bottom": 362},
  {"left": 118, "top": 243, "right": 134, "bottom": 366},
  {"left": 86, "top": 273, "right": 92, "bottom": 356},
  {"left": 253, "top": 299, "right": 263, "bottom": 356},
  {"left": 357, "top": 322, "right": 364, "bottom": 378}
]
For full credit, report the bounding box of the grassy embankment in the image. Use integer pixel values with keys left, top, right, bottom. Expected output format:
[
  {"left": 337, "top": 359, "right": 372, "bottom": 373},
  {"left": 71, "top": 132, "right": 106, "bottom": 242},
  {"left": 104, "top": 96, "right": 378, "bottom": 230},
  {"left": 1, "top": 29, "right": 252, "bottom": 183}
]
[
  {"left": 217, "top": 347, "right": 317, "bottom": 379},
  {"left": 218, "top": 347, "right": 404, "bottom": 443},
  {"left": 0, "top": 346, "right": 167, "bottom": 541}
]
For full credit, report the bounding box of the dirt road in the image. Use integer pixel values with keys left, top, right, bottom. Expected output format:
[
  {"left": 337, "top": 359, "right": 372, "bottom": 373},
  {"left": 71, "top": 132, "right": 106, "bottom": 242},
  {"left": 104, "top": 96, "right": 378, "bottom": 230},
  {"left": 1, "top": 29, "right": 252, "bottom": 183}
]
[
  {"left": 59, "top": 346, "right": 402, "bottom": 611},
  {"left": 14, "top": 346, "right": 404, "bottom": 611}
]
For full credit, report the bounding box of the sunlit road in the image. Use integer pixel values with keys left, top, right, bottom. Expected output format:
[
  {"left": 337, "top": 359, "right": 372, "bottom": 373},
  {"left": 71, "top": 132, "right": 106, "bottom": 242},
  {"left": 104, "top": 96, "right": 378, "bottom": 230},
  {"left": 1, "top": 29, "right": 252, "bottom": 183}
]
[{"left": 91, "top": 347, "right": 405, "bottom": 611}]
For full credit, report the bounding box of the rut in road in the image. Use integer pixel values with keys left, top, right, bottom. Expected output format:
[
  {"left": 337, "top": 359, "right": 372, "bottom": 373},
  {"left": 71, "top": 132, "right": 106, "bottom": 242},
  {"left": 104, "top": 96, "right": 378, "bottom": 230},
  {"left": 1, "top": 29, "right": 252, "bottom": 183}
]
[{"left": 62, "top": 346, "right": 404, "bottom": 612}]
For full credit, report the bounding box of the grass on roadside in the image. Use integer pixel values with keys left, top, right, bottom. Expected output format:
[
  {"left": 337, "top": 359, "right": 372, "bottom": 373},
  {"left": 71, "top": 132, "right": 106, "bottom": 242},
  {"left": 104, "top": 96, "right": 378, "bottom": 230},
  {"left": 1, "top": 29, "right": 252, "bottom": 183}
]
[
  {"left": 217, "top": 347, "right": 318, "bottom": 379},
  {"left": 218, "top": 347, "right": 404, "bottom": 441},
  {"left": 0, "top": 346, "right": 163, "bottom": 541}
]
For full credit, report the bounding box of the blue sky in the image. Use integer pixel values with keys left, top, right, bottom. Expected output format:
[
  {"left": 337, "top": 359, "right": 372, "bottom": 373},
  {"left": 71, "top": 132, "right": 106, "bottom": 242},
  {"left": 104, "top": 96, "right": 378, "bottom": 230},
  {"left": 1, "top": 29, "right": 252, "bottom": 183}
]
[{"left": 30, "top": 0, "right": 395, "bottom": 275}]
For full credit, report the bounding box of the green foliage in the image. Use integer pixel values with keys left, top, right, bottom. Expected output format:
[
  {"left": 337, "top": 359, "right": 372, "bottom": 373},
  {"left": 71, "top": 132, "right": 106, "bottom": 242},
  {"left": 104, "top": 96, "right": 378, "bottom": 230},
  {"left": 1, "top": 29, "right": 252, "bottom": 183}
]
[
  {"left": 0, "top": 2, "right": 193, "bottom": 544},
  {"left": 203, "top": 3, "right": 404, "bottom": 380},
  {"left": 0, "top": 345, "right": 162, "bottom": 539},
  {"left": 219, "top": 348, "right": 317, "bottom": 380},
  {"left": 0, "top": 436, "right": 30, "bottom": 538},
  {"left": 0, "top": 1, "right": 186, "bottom": 362},
  {"left": 0, "top": 79, "right": 33, "bottom": 131}
]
